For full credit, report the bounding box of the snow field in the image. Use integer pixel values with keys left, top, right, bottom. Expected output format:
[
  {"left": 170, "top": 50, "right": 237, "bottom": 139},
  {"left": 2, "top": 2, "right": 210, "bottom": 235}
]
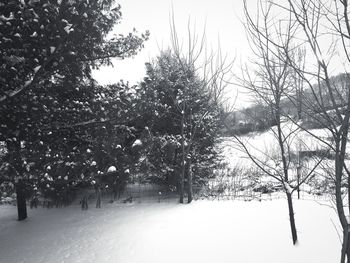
[
  {"left": 218, "top": 122, "right": 333, "bottom": 170},
  {"left": 0, "top": 198, "right": 340, "bottom": 263}
]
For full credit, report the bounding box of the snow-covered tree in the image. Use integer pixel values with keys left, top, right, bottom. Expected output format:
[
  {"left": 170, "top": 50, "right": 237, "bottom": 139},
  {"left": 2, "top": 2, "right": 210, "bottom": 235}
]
[
  {"left": 136, "top": 50, "right": 222, "bottom": 203},
  {"left": 0, "top": 0, "right": 148, "bottom": 220}
]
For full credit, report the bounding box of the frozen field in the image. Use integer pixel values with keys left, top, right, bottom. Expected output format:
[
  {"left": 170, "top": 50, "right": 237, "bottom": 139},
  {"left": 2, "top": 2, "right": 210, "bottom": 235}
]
[{"left": 0, "top": 198, "right": 340, "bottom": 263}]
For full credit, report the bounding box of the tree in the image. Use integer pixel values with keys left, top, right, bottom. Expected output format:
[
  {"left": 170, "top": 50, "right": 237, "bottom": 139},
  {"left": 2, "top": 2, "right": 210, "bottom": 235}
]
[
  {"left": 245, "top": 0, "right": 350, "bottom": 260},
  {"left": 237, "top": 0, "right": 321, "bottom": 245},
  {"left": 84, "top": 82, "right": 142, "bottom": 203},
  {"left": 168, "top": 14, "right": 234, "bottom": 203},
  {"left": 137, "top": 50, "right": 222, "bottom": 203},
  {"left": 275, "top": 0, "right": 350, "bottom": 261},
  {"left": 288, "top": 47, "right": 306, "bottom": 199},
  {"left": 0, "top": 0, "right": 148, "bottom": 220}
]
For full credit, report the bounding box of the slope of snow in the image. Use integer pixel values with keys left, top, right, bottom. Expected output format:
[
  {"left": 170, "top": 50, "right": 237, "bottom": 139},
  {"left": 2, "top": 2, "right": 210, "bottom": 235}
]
[
  {"left": 218, "top": 121, "right": 332, "bottom": 169},
  {"left": 0, "top": 199, "right": 340, "bottom": 263}
]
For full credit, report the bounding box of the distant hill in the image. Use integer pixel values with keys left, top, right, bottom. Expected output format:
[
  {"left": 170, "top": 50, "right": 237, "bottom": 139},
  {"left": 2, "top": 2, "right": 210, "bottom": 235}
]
[{"left": 223, "top": 73, "right": 350, "bottom": 135}]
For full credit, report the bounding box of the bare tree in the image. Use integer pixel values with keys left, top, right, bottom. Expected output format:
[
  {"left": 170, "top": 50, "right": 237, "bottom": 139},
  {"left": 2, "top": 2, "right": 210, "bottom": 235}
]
[
  {"left": 292, "top": 48, "right": 306, "bottom": 199},
  {"left": 237, "top": 0, "right": 322, "bottom": 245},
  {"left": 279, "top": 1, "right": 350, "bottom": 261},
  {"left": 253, "top": 0, "right": 350, "bottom": 261},
  {"left": 169, "top": 11, "right": 234, "bottom": 203}
]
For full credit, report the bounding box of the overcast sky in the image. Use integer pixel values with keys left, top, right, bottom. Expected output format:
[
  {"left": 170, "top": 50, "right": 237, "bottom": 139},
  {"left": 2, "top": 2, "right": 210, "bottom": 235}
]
[
  {"left": 93, "top": 0, "right": 254, "bottom": 107},
  {"left": 92, "top": 0, "right": 349, "bottom": 109}
]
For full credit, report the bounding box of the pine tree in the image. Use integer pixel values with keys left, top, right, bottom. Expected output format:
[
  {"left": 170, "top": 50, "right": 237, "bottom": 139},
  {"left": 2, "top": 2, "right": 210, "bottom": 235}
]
[
  {"left": 0, "top": 0, "right": 148, "bottom": 219},
  {"left": 136, "top": 51, "right": 221, "bottom": 202}
]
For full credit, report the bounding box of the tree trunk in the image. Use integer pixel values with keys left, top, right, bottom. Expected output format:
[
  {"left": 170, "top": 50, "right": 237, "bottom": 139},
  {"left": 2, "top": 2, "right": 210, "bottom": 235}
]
[
  {"left": 296, "top": 86, "right": 302, "bottom": 200},
  {"left": 187, "top": 153, "right": 193, "bottom": 203},
  {"left": 335, "top": 127, "right": 350, "bottom": 263},
  {"left": 340, "top": 225, "right": 350, "bottom": 263},
  {"left": 179, "top": 112, "right": 185, "bottom": 204},
  {"left": 341, "top": 232, "right": 346, "bottom": 263},
  {"left": 276, "top": 108, "right": 298, "bottom": 245},
  {"left": 297, "top": 164, "right": 301, "bottom": 200},
  {"left": 16, "top": 179, "right": 27, "bottom": 221},
  {"left": 286, "top": 192, "right": 298, "bottom": 245},
  {"left": 96, "top": 187, "right": 101, "bottom": 208},
  {"left": 7, "top": 139, "right": 27, "bottom": 220},
  {"left": 348, "top": 174, "right": 350, "bottom": 217},
  {"left": 336, "top": 149, "right": 350, "bottom": 263},
  {"left": 346, "top": 235, "right": 350, "bottom": 263}
]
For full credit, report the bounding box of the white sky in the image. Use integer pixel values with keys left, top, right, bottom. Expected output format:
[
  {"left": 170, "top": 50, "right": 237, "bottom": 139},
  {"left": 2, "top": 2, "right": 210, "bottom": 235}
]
[
  {"left": 93, "top": 0, "right": 253, "bottom": 108},
  {"left": 92, "top": 0, "right": 348, "bottom": 109}
]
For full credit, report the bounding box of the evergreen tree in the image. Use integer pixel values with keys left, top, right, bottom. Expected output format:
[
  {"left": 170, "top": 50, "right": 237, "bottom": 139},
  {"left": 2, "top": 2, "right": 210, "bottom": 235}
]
[
  {"left": 0, "top": 0, "right": 148, "bottom": 219},
  {"left": 136, "top": 51, "right": 221, "bottom": 202}
]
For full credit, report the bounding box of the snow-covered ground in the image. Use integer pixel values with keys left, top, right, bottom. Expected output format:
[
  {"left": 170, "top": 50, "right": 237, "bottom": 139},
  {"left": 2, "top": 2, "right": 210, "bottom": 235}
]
[
  {"left": 0, "top": 198, "right": 340, "bottom": 263},
  {"left": 215, "top": 122, "right": 349, "bottom": 197},
  {"left": 0, "top": 123, "right": 342, "bottom": 262},
  {"left": 218, "top": 122, "right": 332, "bottom": 169}
]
